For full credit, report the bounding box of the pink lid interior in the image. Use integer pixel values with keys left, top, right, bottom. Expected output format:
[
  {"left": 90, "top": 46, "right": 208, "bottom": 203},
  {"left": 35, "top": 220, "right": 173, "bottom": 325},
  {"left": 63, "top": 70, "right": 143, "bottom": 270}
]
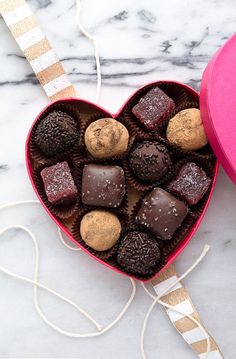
[{"left": 200, "top": 33, "right": 236, "bottom": 184}]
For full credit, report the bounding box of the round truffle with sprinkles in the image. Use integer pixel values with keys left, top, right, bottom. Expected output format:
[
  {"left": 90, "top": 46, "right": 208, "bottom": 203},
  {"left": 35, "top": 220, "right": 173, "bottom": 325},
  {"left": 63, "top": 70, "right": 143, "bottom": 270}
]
[
  {"left": 34, "top": 110, "right": 79, "bottom": 157},
  {"left": 129, "top": 141, "right": 171, "bottom": 182},
  {"left": 117, "top": 231, "right": 161, "bottom": 275}
]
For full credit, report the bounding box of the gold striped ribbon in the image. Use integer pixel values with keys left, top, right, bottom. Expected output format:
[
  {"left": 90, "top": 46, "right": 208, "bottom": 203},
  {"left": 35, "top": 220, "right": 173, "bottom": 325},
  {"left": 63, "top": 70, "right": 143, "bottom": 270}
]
[
  {"left": 0, "top": 0, "right": 76, "bottom": 101},
  {"left": 0, "top": 1, "right": 223, "bottom": 357},
  {"left": 152, "top": 265, "right": 223, "bottom": 358}
]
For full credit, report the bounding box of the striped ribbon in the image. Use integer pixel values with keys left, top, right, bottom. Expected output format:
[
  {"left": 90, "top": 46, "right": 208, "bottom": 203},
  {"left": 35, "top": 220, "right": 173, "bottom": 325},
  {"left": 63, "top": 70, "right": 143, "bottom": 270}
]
[
  {"left": 0, "top": 1, "right": 223, "bottom": 357},
  {"left": 152, "top": 265, "right": 223, "bottom": 358},
  {"left": 0, "top": 0, "right": 76, "bottom": 101}
]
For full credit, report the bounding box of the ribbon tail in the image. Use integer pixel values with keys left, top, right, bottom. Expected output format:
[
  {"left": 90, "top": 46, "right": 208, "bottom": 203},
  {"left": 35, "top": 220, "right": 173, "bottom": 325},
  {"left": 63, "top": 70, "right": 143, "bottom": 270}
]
[
  {"left": 151, "top": 264, "right": 224, "bottom": 359},
  {"left": 0, "top": 0, "right": 76, "bottom": 101}
]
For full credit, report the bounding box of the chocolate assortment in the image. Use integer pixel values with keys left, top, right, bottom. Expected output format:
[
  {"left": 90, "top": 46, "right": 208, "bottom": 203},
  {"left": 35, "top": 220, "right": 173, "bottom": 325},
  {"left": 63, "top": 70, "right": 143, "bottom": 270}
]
[{"left": 29, "top": 83, "right": 216, "bottom": 280}]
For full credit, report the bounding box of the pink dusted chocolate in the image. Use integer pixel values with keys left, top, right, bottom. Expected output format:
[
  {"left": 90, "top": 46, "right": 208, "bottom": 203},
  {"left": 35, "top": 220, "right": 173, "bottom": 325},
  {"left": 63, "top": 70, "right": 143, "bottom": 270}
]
[
  {"left": 167, "top": 162, "right": 211, "bottom": 205},
  {"left": 136, "top": 188, "right": 188, "bottom": 240},
  {"left": 41, "top": 161, "right": 78, "bottom": 205},
  {"left": 132, "top": 87, "right": 175, "bottom": 130}
]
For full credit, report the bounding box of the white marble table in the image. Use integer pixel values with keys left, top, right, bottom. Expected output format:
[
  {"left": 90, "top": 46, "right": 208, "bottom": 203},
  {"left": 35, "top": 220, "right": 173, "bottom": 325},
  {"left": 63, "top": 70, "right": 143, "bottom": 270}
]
[{"left": 0, "top": 0, "right": 236, "bottom": 358}]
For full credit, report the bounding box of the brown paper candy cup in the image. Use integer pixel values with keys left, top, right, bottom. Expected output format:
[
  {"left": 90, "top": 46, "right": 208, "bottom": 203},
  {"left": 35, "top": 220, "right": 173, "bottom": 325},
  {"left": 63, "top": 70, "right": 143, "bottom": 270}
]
[
  {"left": 30, "top": 103, "right": 81, "bottom": 166},
  {"left": 71, "top": 209, "right": 128, "bottom": 261},
  {"left": 32, "top": 159, "right": 81, "bottom": 219}
]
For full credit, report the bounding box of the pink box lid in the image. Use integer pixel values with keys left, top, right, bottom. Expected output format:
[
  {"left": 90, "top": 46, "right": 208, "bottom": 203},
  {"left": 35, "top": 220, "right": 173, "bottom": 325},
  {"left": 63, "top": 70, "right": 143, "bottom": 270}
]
[{"left": 200, "top": 33, "right": 236, "bottom": 184}]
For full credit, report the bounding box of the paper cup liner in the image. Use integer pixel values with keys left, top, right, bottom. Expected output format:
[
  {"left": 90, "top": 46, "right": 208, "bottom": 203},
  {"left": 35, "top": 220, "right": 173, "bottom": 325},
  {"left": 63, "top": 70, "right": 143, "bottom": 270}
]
[
  {"left": 130, "top": 189, "right": 197, "bottom": 262},
  {"left": 123, "top": 81, "right": 188, "bottom": 136},
  {"left": 157, "top": 101, "right": 199, "bottom": 139},
  {"left": 71, "top": 208, "right": 128, "bottom": 261},
  {"left": 72, "top": 159, "right": 129, "bottom": 214},
  {"left": 32, "top": 158, "right": 81, "bottom": 219},
  {"left": 157, "top": 101, "right": 215, "bottom": 159},
  {"left": 163, "top": 153, "right": 216, "bottom": 218},
  {"left": 108, "top": 223, "right": 166, "bottom": 281},
  {"left": 30, "top": 103, "right": 81, "bottom": 167},
  {"left": 78, "top": 112, "right": 136, "bottom": 162},
  {"left": 125, "top": 135, "right": 178, "bottom": 192}
]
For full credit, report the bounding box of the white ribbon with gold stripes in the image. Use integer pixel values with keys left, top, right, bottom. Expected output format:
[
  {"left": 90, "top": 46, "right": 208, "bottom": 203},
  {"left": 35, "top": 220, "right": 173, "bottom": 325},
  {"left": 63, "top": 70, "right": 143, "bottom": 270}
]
[
  {"left": 152, "top": 265, "right": 223, "bottom": 358},
  {"left": 0, "top": 0, "right": 76, "bottom": 101},
  {"left": 0, "top": 1, "right": 223, "bottom": 358}
]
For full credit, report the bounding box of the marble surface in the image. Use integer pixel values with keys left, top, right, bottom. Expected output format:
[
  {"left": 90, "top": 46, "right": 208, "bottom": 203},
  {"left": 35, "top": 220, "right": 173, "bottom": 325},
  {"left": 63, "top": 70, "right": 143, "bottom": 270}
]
[{"left": 0, "top": 0, "right": 236, "bottom": 358}]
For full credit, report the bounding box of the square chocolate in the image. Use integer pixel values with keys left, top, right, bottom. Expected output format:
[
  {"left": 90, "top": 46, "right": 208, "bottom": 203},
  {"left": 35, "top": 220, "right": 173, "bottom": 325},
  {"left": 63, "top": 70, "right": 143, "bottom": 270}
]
[
  {"left": 81, "top": 164, "right": 125, "bottom": 208},
  {"left": 167, "top": 162, "right": 211, "bottom": 205},
  {"left": 136, "top": 188, "right": 188, "bottom": 240},
  {"left": 132, "top": 87, "right": 175, "bottom": 130},
  {"left": 41, "top": 161, "right": 78, "bottom": 205}
]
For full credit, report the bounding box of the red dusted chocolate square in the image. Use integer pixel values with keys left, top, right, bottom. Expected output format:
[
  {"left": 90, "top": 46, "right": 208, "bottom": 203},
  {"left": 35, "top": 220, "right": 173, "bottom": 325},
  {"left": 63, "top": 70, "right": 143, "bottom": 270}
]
[
  {"left": 132, "top": 87, "right": 175, "bottom": 130},
  {"left": 166, "top": 162, "right": 211, "bottom": 205},
  {"left": 41, "top": 161, "right": 78, "bottom": 205}
]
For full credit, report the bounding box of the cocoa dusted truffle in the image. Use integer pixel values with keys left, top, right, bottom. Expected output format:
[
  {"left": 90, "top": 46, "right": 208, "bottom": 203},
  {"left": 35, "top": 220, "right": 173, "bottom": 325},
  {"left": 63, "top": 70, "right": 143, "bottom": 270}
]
[
  {"left": 34, "top": 110, "right": 79, "bottom": 156},
  {"left": 84, "top": 118, "right": 129, "bottom": 159},
  {"left": 81, "top": 164, "right": 126, "bottom": 208},
  {"left": 41, "top": 161, "right": 78, "bottom": 205},
  {"left": 80, "top": 210, "right": 122, "bottom": 251},
  {"left": 136, "top": 188, "right": 188, "bottom": 240},
  {"left": 117, "top": 231, "right": 161, "bottom": 275},
  {"left": 166, "top": 108, "right": 208, "bottom": 151},
  {"left": 129, "top": 141, "right": 171, "bottom": 182},
  {"left": 167, "top": 162, "right": 211, "bottom": 205},
  {"left": 132, "top": 87, "right": 175, "bottom": 130}
]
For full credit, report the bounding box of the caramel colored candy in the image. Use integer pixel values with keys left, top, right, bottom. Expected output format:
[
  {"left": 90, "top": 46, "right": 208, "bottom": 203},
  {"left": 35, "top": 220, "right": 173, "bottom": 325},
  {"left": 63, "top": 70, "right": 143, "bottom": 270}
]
[
  {"left": 80, "top": 210, "right": 122, "bottom": 251},
  {"left": 166, "top": 108, "right": 208, "bottom": 151},
  {"left": 84, "top": 118, "right": 129, "bottom": 159}
]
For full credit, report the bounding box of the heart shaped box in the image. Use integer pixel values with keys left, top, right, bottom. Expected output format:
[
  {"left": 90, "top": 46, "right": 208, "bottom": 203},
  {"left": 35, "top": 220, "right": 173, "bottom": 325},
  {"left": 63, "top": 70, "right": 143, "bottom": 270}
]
[{"left": 25, "top": 34, "right": 236, "bottom": 281}]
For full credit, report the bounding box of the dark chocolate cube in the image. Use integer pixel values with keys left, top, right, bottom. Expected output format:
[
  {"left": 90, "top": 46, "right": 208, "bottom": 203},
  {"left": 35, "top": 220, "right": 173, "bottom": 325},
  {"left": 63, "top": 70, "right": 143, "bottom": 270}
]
[
  {"left": 81, "top": 164, "right": 125, "bottom": 208},
  {"left": 132, "top": 87, "right": 175, "bottom": 130},
  {"left": 167, "top": 162, "right": 211, "bottom": 205},
  {"left": 136, "top": 188, "right": 188, "bottom": 240},
  {"left": 41, "top": 161, "right": 78, "bottom": 205}
]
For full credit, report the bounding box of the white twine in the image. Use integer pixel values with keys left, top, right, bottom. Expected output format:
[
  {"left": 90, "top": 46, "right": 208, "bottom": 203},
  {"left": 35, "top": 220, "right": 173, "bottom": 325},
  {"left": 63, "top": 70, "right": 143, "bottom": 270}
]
[
  {"left": 141, "top": 245, "right": 211, "bottom": 359},
  {"left": 76, "top": 0, "right": 102, "bottom": 103},
  {"left": 0, "top": 200, "right": 136, "bottom": 337}
]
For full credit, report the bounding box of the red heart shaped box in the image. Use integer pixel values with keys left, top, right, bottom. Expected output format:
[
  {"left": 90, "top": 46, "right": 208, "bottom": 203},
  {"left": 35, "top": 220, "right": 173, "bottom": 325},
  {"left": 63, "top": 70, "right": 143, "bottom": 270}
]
[{"left": 25, "top": 79, "right": 219, "bottom": 282}]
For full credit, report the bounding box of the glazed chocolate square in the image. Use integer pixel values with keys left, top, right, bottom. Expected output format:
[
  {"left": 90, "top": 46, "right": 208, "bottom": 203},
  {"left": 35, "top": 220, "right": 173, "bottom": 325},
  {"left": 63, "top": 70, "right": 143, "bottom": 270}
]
[
  {"left": 81, "top": 164, "right": 125, "bottom": 208},
  {"left": 41, "top": 161, "right": 78, "bottom": 205},
  {"left": 132, "top": 87, "right": 175, "bottom": 130},
  {"left": 136, "top": 188, "right": 188, "bottom": 240},
  {"left": 167, "top": 162, "right": 211, "bottom": 205}
]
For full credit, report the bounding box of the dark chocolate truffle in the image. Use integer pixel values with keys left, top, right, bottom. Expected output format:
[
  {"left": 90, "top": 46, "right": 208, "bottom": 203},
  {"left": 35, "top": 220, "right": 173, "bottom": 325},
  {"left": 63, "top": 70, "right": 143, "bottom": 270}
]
[
  {"left": 136, "top": 188, "right": 188, "bottom": 240},
  {"left": 129, "top": 141, "right": 171, "bottom": 182},
  {"left": 81, "top": 164, "right": 126, "bottom": 208},
  {"left": 80, "top": 210, "right": 121, "bottom": 251},
  {"left": 35, "top": 110, "right": 79, "bottom": 156},
  {"left": 167, "top": 162, "right": 211, "bottom": 205},
  {"left": 117, "top": 231, "right": 161, "bottom": 275},
  {"left": 41, "top": 161, "right": 78, "bottom": 205},
  {"left": 132, "top": 87, "right": 175, "bottom": 130}
]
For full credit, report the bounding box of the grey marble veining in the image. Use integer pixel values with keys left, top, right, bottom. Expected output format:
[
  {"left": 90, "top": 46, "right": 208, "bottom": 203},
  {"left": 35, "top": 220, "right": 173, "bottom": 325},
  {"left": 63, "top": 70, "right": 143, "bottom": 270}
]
[{"left": 0, "top": 0, "right": 236, "bottom": 358}]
